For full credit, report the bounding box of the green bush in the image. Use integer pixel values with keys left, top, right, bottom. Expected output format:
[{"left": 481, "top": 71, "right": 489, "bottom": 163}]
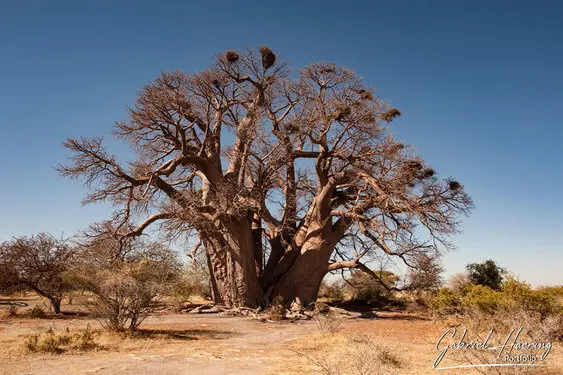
[
  {"left": 500, "top": 277, "right": 562, "bottom": 318},
  {"left": 459, "top": 284, "right": 501, "bottom": 314},
  {"left": 537, "top": 285, "right": 563, "bottom": 297},
  {"left": 428, "top": 278, "right": 563, "bottom": 346},
  {"left": 430, "top": 287, "right": 460, "bottom": 315},
  {"left": 430, "top": 277, "right": 563, "bottom": 322},
  {"left": 465, "top": 259, "right": 505, "bottom": 290}
]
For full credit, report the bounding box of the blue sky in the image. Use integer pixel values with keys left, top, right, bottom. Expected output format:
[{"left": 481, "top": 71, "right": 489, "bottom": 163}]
[{"left": 0, "top": 1, "right": 561, "bottom": 286}]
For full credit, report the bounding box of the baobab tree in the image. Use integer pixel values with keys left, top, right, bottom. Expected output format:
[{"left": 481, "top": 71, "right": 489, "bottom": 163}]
[{"left": 60, "top": 46, "right": 473, "bottom": 309}]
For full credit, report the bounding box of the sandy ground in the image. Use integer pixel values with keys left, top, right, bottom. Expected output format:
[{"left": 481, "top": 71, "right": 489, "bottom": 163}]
[{"left": 0, "top": 295, "right": 561, "bottom": 375}]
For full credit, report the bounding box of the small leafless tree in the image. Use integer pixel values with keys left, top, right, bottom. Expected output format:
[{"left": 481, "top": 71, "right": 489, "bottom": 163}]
[
  {"left": 60, "top": 46, "right": 473, "bottom": 308},
  {"left": 69, "top": 238, "right": 181, "bottom": 331},
  {"left": 0, "top": 234, "right": 73, "bottom": 313},
  {"left": 406, "top": 254, "right": 444, "bottom": 292},
  {"left": 448, "top": 271, "right": 471, "bottom": 293}
]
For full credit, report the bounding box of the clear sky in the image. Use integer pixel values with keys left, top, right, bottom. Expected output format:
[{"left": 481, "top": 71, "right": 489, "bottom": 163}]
[{"left": 0, "top": 1, "right": 561, "bottom": 286}]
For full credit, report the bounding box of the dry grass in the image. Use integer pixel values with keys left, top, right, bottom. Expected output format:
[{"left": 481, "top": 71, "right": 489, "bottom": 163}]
[
  {"left": 1, "top": 294, "right": 561, "bottom": 375},
  {"left": 437, "top": 310, "right": 562, "bottom": 375},
  {"left": 23, "top": 325, "right": 101, "bottom": 354},
  {"left": 290, "top": 333, "right": 403, "bottom": 375},
  {"left": 28, "top": 306, "right": 46, "bottom": 319},
  {"left": 314, "top": 310, "right": 343, "bottom": 335},
  {"left": 264, "top": 296, "right": 286, "bottom": 321},
  {"left": 7, "top": 305, "right": 18, "bottom": 317}
]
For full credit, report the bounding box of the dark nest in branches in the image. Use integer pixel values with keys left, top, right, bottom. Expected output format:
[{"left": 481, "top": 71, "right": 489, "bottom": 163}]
[
  {"left": 420, "top": 168, "right": 436, "bottom": 179},
  {"left": 382, "top": 108, "right": 401, "bottom": 122},
  {"left": 334, "top": 106, "right": 351, "bottom": 121},
  {"left": 391, "top": 143, "right": 405, "bottom": 153},
  {"left": 320, "top": 66, "right": 336, "bottom": 74},
  {"left": 407, "top": 160, "right": 423, "bottom": 171},
  {"left": 364, "top": 114, "right": 377, "bottom": 123},
  {"left": 449, "top": 181, "right": 461, "bottom": 191},
  {"left": 225, "top": 50, "right": 239, "bottom": 64},
  {"left": 284, "top": 123, "right": 300, "bottom": 133},
  {"left": 260, "top": 46, "right": 276, "bottom": 69},
  {"left": 358, "top": 89, "right": 374, "bottom": 101}
]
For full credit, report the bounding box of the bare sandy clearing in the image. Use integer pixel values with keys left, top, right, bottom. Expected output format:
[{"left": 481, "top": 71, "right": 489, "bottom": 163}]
[{"left": 0, "top": 299, "right": 561, "bottom": 375}]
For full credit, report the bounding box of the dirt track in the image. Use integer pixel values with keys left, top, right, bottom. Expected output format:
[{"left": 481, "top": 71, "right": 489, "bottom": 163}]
[{"left": 1, "top": 308, "right": 318, "bottom": 375}]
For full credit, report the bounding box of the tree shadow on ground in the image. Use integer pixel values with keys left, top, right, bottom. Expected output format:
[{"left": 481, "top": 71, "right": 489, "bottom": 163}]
[
  {"left": 0, "top": 299, "right": 28, "bottom": 307},
  {"left": 373, "top": 313, "right": 430, "bottom": 321},
  {"left": 337, "top": 303, "right": 430, "bottom": 321},
  {"left": 130, "top": 328, "right": 236, "bottom": 341}
]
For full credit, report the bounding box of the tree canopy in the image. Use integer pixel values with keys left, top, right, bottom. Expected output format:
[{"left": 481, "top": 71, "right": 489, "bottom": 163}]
[
  {"left": 0, "top": 233, "right": 73, "bottom": 313},
  {"left": 60, "top": 46, "right": 473, "bottom": 308},
  {"left": 466, "top": 259, "right": 505, "bottom": 290}
]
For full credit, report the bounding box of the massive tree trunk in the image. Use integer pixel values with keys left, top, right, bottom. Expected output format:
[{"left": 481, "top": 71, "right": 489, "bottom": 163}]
[
  {"left": 207, "top": 242, "right": 331, "bottom": 309},
  {"left": 203, "top": 220, "right": 263, "bottom": 308},
  {"left": 201, "top": 185, "right": 345, "bottom": 309},
  {"left": 271, "top": 238, "right": 332, "bottom": 308},
  {"left": 203, "top": 199, "right": 340, "bottom": 309}
]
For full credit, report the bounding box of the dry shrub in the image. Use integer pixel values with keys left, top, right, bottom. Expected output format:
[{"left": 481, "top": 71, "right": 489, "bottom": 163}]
[
  {"left": 318, "top": 279, "right": 345, "bottom": 303},
  {"left": 346, "top": 270, "right": 398, "bottom": 308},
  {"left": 314, "top": 305, "right": 343, "bottom": 335},
  {"left": 172, "top": 256, "right": 211, "bottom": 302},
  {"left": 24, "top": 325, "right": 101, "bottom": 354},
  {"left": 449, "top": 311, "right": 559, "bottom": 375},
  {"left": 348, "top": 335, "right": 402, "bottom": 374},
  {"left": 23, "top": 334, "right": 40, "bottom": 353},
  {"left": 7, "top": 305, "right": 18, "bottom": 317},
  {"left": 449, "top": 271, "right": 472, "bottom": 293},
  {"left": 430, "top": 278, "right": 562, "bottom": 374},
  {"left": 28, "top": 306, "right": 46, "bottom": 319},
  {"left": 75, "top": 324, "right": 100, "bottom": 350},
  {"left": 295, "top": 334, "right": 402, "bottom": 375},
  {"left": 264, "top": 295, "right": 286, "bottom": 321},
  {"left": 81, "top": 268, "right": 161, "bottom": 331},
  {"left": 70, "top": 240, "right": 181, "bottom": 331},
  {"left": 294, "top": 349, "right": 343, "bottom": 375},
  {"left": 376, "top": 345, "right": 402, "bottom": 368}
]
